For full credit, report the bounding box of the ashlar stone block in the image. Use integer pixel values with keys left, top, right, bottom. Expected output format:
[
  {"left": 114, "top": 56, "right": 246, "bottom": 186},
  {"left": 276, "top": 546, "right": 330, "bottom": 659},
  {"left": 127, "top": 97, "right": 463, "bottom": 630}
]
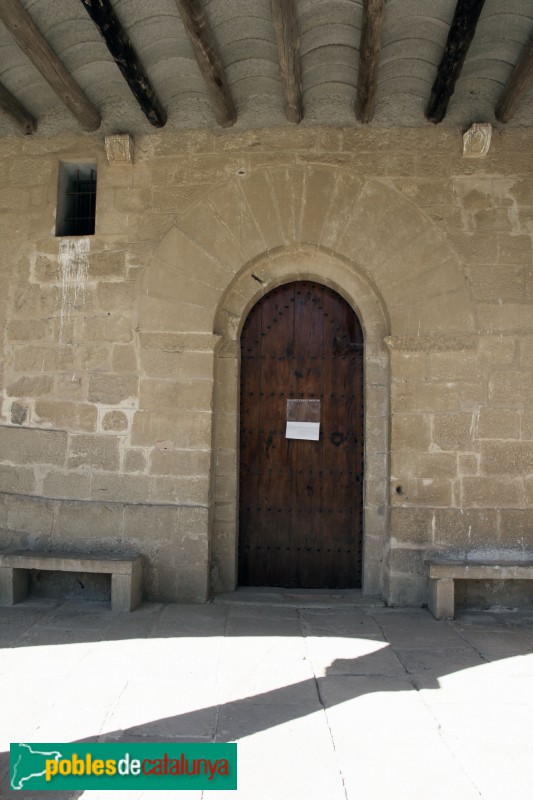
[
  {"left": 55, "top": 501, "right": 124, "bottom": 540},
  {"left": 88, "top": 374, "right": 139, "bottom": 405},
  {"left": 90, "top": 473, "right": 153, "bottom": 504},
  {"left": 123, "top": 504, "right": 180, "bottom": 543},
  {"left": 500, "top": 509, "right": 533, "bottom": 544},
  {"left": 153, "top": 476, "right": 209, "bottom": 505},
  {"left": 96, "top": 281, "right": 136, "bottom": 314},
  {"left": 428, "top": 351, "right": 483, "bottom": 382},
  {"left": 76, "top": 344, "right": 111, "bottom": 372},
  {"left": 473, "top": 208, "right": 512, "bottom": 233},
  {"left": 476, "top": 408, "right": 520, "bottom": 440},
  {"left": 390, "top": 351, "right": 426, "bottom": 381},
  {"left": 12, "top": 346, "right": 63, "bottom": 373},
  {"left": 457, "top": 453, "right": 479, "bottom": 476},
  {"left": 68, "top": 434, "right": 120, "bottom": 471},
  {"left": 42, "top": 470, "right": 91, "bottom": 500},
  {"left": 140, "top": 379, "right": 181, "bottom": 410},
  {"left": 123, "top": 449, "right": 147, "bottom": 473},
  {"left": 7, "top": 376, "right": 53, "bottom": 397},
  {"left": 101, "top": 411, "right": 129, "bottom": 432},
  {"left": 174, "top": 564, "right": 209, "bottom": 603},
  {"left": 432, "top": 413, "right": 474, "bottom": 451},
  {"left": 0, "top": 187, "right": 31, "bottom": 212},
  {"left": 478, "top": 335, "right": 516, "bottom": 365},
  {"left": 497, "top": 233, "right": 532, "bottom": 265},
  {"left": 489, "top": 371, "right": 532, "bottom": 406},
  {"left": 459, "top": 381, "right": 487, "bottom": 410},
  {"left": 178, "top": 381, "right": 213, "bottom": 412},
  {"left": 467, "top": 264, "right": 524, "bottom": 303},
  {"left": 392, "top": 381, "right": 459, "bottom": 413},
  {"left": 84, "top": 315, "right": 132, "bottom": 343},
  {"left": 139, "top": 347, "right": 181, "bottom": 378},
  {"left": 7, "top": 319, "right": 48, "bottom": 342},
  {"left": 179, "top": 203, "right": 243, "bottom": 272},
  {"left": 35, "top": 401, "right": 97, "bottom": 433},
  {"left": 112, "top": 345, "right": 138, "bottom": 372},
  {"left": 462, "top": 477, "right": 524, "bottom": 508},
  {"left": 115, "top": 187, "right": 151, "bottom": 212},
  {"left": 150, "top": 448, "right": 211, "bottom": 477},
  {"left": 54, "top": 373, "right": 85, "bottom": 401},
  {"left": 301, "top": 166, "right": 337, "bottom": 245},
  {"left": 480, "top": 441, "right": 533, "bottom": 475},
  {"left": 0, "top": 426, "right": 67, "bottom": 466},
  {"left": 478, "top": 305, "right": 533, "bottom": 334},
  {"left": 395, "top": 478, "right": 453, "bottom": 508},
  {"left": 0, "top": 465, "right": 35, "bottom": 495},
  {"left": 180, "top": 506, "right": 210, "bottom": 537},
  {"left": 9, "top": 157, "right": 53, "bottom": 185},
  {"left": 179, "top": 352, "right": 215, "bottom": 380},
  {"left": 6, "top": 494, "right": 55, "bottom": 535},
  {"left": 390, "top": 507, "right": 433, "bottom": 545},
  {"left": 391, "top": 414, "right": 431, "bottom": 451},
  {"left": 433, "top": 508, "right": 499, "bottom": 549},
  {"left": 132, "top": 410, "right": 211, "bottom": 449},
  {"left": 392, "top": 451, "right": 457, "bottom": 480}
]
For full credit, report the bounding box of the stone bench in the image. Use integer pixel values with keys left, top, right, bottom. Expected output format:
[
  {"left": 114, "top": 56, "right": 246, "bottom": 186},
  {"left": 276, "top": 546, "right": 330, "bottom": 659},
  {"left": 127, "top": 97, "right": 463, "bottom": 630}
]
[
  {"left": 427, "top": 558, "right": 533, "bottom": 620},
  {"left": 0, "top": 551, "right": 142, "bottom": 612}
]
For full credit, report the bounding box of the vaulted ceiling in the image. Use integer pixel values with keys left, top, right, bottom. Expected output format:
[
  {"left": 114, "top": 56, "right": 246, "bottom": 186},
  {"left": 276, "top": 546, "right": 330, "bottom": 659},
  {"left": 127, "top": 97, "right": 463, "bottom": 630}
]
[{"left": 0, "top": 0, "right": 532, "bottom": 138}]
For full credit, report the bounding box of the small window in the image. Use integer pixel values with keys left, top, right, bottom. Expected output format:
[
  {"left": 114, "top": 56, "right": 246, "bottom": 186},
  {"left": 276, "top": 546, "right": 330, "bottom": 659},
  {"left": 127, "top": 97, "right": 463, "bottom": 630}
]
[{"left": 56, "top": 161, "right": 97, "bottom": 236}]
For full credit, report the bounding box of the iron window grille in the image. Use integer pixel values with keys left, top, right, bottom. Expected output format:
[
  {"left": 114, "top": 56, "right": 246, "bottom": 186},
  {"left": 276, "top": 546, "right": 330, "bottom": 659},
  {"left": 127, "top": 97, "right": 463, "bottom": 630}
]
[{"left": 56, "top": 162, "right": 97, "bottom": 237}]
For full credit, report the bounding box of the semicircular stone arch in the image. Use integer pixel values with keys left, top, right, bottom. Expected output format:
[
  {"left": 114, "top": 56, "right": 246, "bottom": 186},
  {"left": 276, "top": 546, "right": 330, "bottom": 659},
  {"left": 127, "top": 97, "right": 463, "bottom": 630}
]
[
  {"left": 138, "top": 164, "right": 474, "bottom": 598},
  {"left": 211, "top": 246, "right": 390, "bottom": 595}
]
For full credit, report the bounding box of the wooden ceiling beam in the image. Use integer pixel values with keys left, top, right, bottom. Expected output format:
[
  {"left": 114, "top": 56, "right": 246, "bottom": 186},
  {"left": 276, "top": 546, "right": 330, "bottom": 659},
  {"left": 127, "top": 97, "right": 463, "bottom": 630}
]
[
  {"left": 271, "top": 0, "right": 303, "bottom": 123},
  {"left": 80, "top": 0, "right": 166, "bottom": 128},
  {"left": 175, "top": 0, "right": 236, "bottom": 127},
  {"left": 356, "top": 0, "right": 386, "bottom": 124},
  {"left": 0, "top": 81, "right": 36, "bottom": 134},
  {"left": 426, "top": 0, "right": 486, "bottom": 124},
  {"left": 0, "top": 0, "right": 100, "bottom": 131},
  {"left": 495, "top": 30, "right": 533, "bottom": 123}
]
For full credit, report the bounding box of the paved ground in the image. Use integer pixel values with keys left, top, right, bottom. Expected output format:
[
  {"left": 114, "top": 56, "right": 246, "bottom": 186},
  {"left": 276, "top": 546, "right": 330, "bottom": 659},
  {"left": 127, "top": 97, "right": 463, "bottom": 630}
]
[{"left": 1, "top": 589, "right": 533, "bottom": 800}]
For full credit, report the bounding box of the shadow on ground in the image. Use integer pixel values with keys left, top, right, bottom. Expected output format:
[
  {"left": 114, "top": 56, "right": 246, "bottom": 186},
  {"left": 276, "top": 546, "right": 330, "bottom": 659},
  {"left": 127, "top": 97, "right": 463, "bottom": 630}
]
[{"left": 1, "top": 598, "right": 533, "bottom": 799}]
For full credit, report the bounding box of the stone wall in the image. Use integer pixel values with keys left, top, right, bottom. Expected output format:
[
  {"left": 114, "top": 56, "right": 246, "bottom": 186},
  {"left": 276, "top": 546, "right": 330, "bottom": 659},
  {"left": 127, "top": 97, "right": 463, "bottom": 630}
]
[{"left": 0, "top": 126, "right": 531, "bottom": 604}]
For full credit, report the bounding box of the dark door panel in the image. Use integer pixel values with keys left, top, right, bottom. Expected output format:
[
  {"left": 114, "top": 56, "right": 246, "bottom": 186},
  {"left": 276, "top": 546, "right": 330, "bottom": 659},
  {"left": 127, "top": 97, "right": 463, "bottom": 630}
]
[{"left": 239, "top": 281, "right": 364, "bottom": 588}]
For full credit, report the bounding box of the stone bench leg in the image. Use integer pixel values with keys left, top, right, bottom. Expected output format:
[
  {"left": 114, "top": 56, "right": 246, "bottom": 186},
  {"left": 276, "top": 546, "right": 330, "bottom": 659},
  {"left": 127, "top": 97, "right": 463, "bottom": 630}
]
[
  {"left": 111, "top": 561, "right": 142, "bottom": 612},
  {"left": 0, "top": 567, "right": 29, "bottom": 605},
  {"left": 428, "top": 577, "right": 455, "bottom": 620}
]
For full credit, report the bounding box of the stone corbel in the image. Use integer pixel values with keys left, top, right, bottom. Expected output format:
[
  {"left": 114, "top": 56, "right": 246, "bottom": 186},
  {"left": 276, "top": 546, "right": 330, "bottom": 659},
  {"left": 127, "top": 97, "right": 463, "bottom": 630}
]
[
  {"left": 104, "top": 134, "right": 134, "bottom": 166},
  {"left": 462, "top": 123, "right": 492, "bottom": 158}
]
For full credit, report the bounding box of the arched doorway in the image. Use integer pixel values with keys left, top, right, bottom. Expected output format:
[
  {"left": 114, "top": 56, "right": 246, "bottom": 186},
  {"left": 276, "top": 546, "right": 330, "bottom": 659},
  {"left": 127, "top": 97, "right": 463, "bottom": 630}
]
[{"left": 239, "top": 280, "right": 364, "bottom": 589}]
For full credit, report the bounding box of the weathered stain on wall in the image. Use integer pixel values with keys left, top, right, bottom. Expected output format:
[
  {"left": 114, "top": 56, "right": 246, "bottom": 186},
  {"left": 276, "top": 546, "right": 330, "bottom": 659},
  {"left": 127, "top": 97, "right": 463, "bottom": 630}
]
[
  {"left": 57, "top": 237, "right": 90, "bottom": 351},
  {"left": 0, "top": 126, "right": 531, "bottom": 605}
]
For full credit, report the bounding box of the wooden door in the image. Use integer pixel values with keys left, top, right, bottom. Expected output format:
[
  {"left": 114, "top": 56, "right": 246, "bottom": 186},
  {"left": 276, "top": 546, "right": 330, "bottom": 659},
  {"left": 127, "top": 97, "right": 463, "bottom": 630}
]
[{"left": 239, "top": 281, "right": 364, "bottom": 588}]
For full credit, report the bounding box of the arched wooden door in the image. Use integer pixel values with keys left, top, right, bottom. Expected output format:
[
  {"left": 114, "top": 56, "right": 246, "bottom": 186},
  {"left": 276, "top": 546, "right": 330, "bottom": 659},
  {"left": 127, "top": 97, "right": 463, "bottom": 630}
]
[{"left": 239, "top": 281, "right": 364, "bottom": 588}]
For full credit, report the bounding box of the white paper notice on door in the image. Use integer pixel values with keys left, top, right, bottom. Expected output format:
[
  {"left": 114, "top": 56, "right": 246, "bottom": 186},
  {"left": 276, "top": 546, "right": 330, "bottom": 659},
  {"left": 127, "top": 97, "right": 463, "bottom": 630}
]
[
  {"left": 285, "top": 399, "right": 320, "bottom": 441},
  {"left": 285, "top": 421, "right": 320, "bottom": 440}
]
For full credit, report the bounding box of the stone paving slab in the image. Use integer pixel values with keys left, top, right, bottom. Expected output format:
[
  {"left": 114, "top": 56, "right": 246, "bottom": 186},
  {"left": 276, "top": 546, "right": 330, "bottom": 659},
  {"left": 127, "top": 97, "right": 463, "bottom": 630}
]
[
  {"left": 0, "top": 595, "right": 532, "bottom": 799},
  {"left": 300, "top": 607, "right": 386, "bottom": 639},
  {"left": 392, "top": 644, "right": 486, "bottom": 675}
]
